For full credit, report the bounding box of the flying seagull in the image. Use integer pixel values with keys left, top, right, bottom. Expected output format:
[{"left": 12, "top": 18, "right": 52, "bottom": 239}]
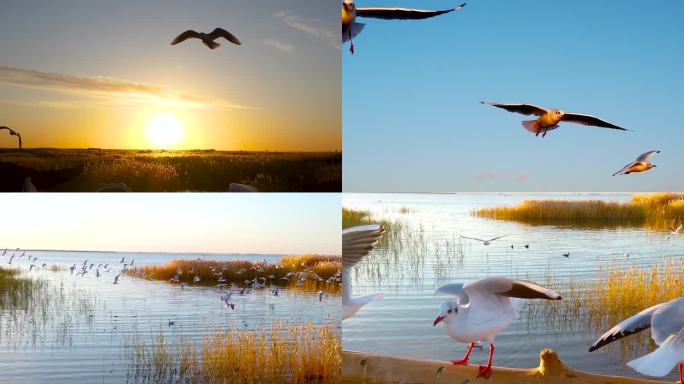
[
  {"left": 669, "top": 224, "right": 682, "bottom": 236},
  {"left": 460, "top": 235, "right": 508, "bottom": 246},
  {"left": 613, "top": 150, "right": 660, "bottom": 176},
  {"left": 342, "top": 0, "right": 466, "bottom": 54},
  {"left": 0, "top": 126, "right": 22, "bottom": 149},
  {"left": 171, "top": 28, "right": 241, "bottom": 50},
  {"left": 434, "top": 277, "right": 561, "bottom": 378},
  {"left": 342, "top": 224, "right": 385, "bottom": 320},
  {"left": 589, "top": 297, "right": 684, "bottom": 382},
  {"left": 482, "top": 102, "right": 626, "bottom": 138}
]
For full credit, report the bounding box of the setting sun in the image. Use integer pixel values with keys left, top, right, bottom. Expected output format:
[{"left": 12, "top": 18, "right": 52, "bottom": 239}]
[{"left": 145, "top": 113, "right": 186, "bottom": 149}]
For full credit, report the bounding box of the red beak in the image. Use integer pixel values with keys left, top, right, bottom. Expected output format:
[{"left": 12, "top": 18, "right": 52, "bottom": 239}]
[{"left": 433, "top": 315, "right": 445, "bottom": 326}]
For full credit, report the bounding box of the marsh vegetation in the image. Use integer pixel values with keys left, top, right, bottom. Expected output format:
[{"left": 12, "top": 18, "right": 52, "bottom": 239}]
[
  {"left": 0, "top": 149, "right": 341, "bottom": 192},
  {"left": 126, "top": 321, "right": 341, "bottom": 384},
  {"left": 474, "top": 193, "right": 684, "bottom": 230}
]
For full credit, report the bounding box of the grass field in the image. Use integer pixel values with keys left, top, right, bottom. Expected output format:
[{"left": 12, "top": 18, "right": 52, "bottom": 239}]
[
  {"left": 0, "top": 149, "right": 341, "bottom": 192},
  {"left": 474, "top": 193, "right": 684, "bottom": 230}
]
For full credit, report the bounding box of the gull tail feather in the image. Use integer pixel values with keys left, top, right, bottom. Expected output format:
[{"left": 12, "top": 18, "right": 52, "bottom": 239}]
[
  {"left": 343, "top": 23, "right": 365, "bottom": 43},
  {"left": 522, "top": 120, "right": 541, "bottom": 135},
  {"left": 627, "top": 337, "right": 681, "bottom": 377},
  {"left": 203, "top": 40, "right": 220, "bottom": 49}
]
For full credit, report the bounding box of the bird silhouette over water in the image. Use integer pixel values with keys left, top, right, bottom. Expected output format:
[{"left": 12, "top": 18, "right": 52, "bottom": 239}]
[{"left": 171, "top": 28, "right": 241, "bottom": 50}]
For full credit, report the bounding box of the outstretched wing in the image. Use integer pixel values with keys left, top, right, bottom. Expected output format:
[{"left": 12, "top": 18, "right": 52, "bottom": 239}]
[
  {"left": 356, "top": 3, "right": 465, "bottom": 20},
  {"left": 343, "top": 224, "right": 385, "bottom": 268},
  {"left": 612, "top": 162, "right": 636, "bottom": 176},
  {"left": 460, "top": 235, "right": 486, "bottom": 242},
  {"left": 435, "top": 283, "right": 470, "bottom": 305},
  {"left": 481, "top": 102, "right": 547, "bottom": 116},
  {"left": 209, "top": 28, "right": 241, "bottom": 45},
  {"left": 589, "top": 303, "right": 662, "bottom": 352},
  {"left": 171, "top": 30, "right": 201, "bottom": 45},
  {"left": 466, "top": 277, "right": 561, "bottom": 303},
  {"left": 636, "top": 150, "right": 660, "bottom": 163},
  {"left": 561, "top": 113, "right": 626, "bottom": 131},
  {"left": 487, "top": 234, "right": 508, "bottom": 242}
]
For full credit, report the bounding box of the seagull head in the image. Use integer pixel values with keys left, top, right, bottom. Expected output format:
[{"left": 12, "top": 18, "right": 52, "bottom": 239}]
[
  {"left": 342, "top": 0, "right": 355, "bottom": 11},
  {"left": 433, "top": 300, "right": 458, "bottom": 326},
  {"left": 554, "top": 110, "right": 565, "bottom": 117}
]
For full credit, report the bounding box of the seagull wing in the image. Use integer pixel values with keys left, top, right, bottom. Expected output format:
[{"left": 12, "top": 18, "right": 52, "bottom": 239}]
[
  {"left": 561, "top": 113, "right": 626, "bottom": 130},
  {"left": 487, "top": 234, "right": 508, "bottom": 242},
  {"left": 589, "top": 302, "right": 662, "bottom": 352},
  {"left": 435, "top": 283, "right": 470, "bottom": 305},
  {"left": 465, "top": 277, "right": 561, "bottom": 304},
  {"left": 171, "top": 30, "right": 201, "bottom": 45},
  {"left": 460, "top": 236, "right": 485, "bottom": 242},
  {"left": 481, "top": 102, "right": 547, "bottom": 116},
  {"left": 650, "top": 298, "right": 684, "bottom": 345},
  {"left": 209, "top": 28, "right": 241, "bottom": 45},
  {"left": 342, "top": 224, "right": 385, "bottom": 268},
  {"left": 356, "top": 3, "right": 465, "bottom": 20},
  {"left": 612, "top": 162, "right": 635, "bottom": 176},
  {"left": 635, "top": 150, "right": 660, "bottom": 163}
]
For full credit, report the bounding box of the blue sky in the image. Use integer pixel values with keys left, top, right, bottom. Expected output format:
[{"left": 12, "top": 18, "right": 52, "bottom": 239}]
[
  {"left": 0, "top": 194, "right": 340, "bottom": 254},
  {"left": 343, "top": 0, "right": 684, "bottom": 192}
]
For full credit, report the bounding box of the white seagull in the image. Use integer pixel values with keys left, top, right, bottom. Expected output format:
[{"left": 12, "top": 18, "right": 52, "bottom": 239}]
[
  {"left": 342, "top": 224, "right": 385, "bottom": 320},
  {"left": 670, "top": 224, "right": 683, "bottom": 236},
  {"left": 613, "top": 150, "right": 660, "bottom": 176},
  {"left": 434, "top": 277, "right": 561, "bottom": 378},
  {"left": 341, "top": 0, "right": 466, "bottom": 54},
  {"left": 171, "top": 28, "right": 241, "bottom": 50},
  {"left": 460, "top": 235, "right": 508, "bottom": 246},
  {"left": 589, "top": 297, "right": 684, "bottom": 382}
]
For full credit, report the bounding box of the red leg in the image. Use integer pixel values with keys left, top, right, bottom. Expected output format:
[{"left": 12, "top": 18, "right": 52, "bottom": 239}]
[
  {"left": 542, "top": 130, "right": 548, "bottom": 138},
  {"left": 477, "top": 343, "right": 494, "bottom": 379},
  {"left": 450, "top": 342, "right": 475, "bottom": 365},
  {"left": 678, "top": 362, "right": 682, "bottom": 384}
]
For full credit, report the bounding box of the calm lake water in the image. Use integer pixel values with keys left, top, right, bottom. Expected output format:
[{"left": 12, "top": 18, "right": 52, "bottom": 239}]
[
  {"left": 0, "top": 251, "right": 339, "bottom": 383},
  {"left": 343, "top": 193, "right": 683, "bottom": 381}
]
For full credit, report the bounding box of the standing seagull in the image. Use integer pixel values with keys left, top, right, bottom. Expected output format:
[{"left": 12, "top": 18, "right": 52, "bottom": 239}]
[
  {"left": 342, "top": 224, "right": 385, "bottom": 320},
  {"left": 342, "top": 0, "right": 466, "bottom": 54},
  {"left": 613, "top": 150, "right": 660, "bottom": 176},
  {"left": 460, "top": 235, "right": 507, "bottom": 246},
  {"left": 0, "top": 126, "right": 22, "bottom": 149},
  {"left": 171, "top": 28, "right": 241, "bottom": 50},
  {"left": 589, "top": 297, "right": 684, "bottom": 382},
  {"left": 482, "top": 102, "right": 626, "bottom": 138},
  {"left": 433, "top": 277, "right": 561, "bottom": 378}
]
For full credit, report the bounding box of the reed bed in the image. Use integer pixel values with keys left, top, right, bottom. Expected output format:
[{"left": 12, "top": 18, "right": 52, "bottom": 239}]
[
  {"left": 474, "top": 193, "right": 684, "bottom": 230},
  {"left": 126, "top": 255, "right": 341, "bottom": 293},
  {"left": 126, "top": 321, "right": 341, "bottom": 384}
]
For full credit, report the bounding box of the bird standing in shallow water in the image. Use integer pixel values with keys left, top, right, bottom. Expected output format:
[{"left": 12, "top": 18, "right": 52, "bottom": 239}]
[
  {"left": 482, "top": 102, "right": 626, "bottom": 138},
  {"left": 342, "top": 0, "right": 466, "bottom": 54},
  {"left": 171, "top": 28, "right": 241, "bottom": 50}
]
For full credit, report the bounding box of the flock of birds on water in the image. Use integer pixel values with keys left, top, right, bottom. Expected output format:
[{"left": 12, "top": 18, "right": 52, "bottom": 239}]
[
  {"left": 344, "top": 223, "right": 684, "bottom": 382},
  {"left": 2, "top": 248, "right": 337, "bottom": 326}
]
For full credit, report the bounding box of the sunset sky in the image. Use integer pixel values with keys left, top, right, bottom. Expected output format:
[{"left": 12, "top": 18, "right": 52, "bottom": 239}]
[
  {"left": 0, "top": 0, "right": 340, "bottom": 151},
  {"left": 0, "top": 194, "right": 340, "bottom": 254},
  {"left": 343, "top": 0, "right": 684, "bottom": 191}
]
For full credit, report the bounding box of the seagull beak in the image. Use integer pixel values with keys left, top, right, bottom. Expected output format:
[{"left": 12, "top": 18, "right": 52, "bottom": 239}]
[{"left": 433, "top": 315, "right": 445, "bottom": 326}]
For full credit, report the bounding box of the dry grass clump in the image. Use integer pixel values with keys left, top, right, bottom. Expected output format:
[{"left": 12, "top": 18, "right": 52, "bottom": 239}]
[
  {"left": 474, "top": 193, "right": 684, "bottom": 230},
  {"left": 0, "top": 267, "right": 43, "bottom": 309},
  {"left": 126, "top": 256, "right": 341, "bottom": 292},
  {"left": 127, "top": 321, "right": 341, "bottom": 384}
]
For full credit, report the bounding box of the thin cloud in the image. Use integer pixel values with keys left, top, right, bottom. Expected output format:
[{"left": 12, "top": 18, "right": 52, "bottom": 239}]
[
  {"left": 263, "top": 39, "right": 294, "bottom": 53},
  {"left": 0, "top": 65, "right": 250, "bottom": 110},
  {"left": 274, "top": 11, "right": 340, "bottom": 50}
]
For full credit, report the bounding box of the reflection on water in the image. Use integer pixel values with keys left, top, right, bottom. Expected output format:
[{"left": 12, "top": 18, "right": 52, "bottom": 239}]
[
  {"left": 342, "top": 193, "right": 684, "bottom": 381},
  {"left": 0, "top": 251, "right": 339, "bottom": 383}
]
